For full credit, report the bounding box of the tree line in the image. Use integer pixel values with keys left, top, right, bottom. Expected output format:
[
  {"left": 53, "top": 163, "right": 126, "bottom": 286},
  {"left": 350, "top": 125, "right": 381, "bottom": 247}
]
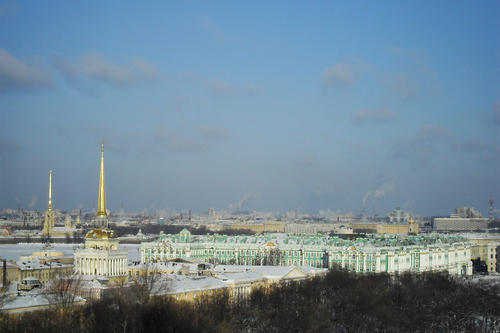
[{"left": 1, "top": 268, "right": 499, "bottom": 332}]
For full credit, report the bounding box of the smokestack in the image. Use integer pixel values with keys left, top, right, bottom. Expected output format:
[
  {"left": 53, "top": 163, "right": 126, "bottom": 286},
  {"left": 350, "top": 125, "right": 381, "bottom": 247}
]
[
  {"left": 2, "top": 259, "right": 6, "bottom": 287},
  {"left": 189, "top": 209, "right": 192, "bottom": 222},
  {"left": 490, "top": 195, "right": 495, "bottom": 223}
]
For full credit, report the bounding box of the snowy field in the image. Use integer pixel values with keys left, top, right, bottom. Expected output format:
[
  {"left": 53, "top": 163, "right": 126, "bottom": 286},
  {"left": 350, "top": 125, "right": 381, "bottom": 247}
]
[{"left": 0, "top": 243, "right": 141, "bottom": 262}]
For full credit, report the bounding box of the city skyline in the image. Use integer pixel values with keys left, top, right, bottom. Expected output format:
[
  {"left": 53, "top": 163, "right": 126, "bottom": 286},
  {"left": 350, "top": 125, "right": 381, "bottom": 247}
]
[{"left": 1, "top": 2, "right": 499, "bottom": 215}]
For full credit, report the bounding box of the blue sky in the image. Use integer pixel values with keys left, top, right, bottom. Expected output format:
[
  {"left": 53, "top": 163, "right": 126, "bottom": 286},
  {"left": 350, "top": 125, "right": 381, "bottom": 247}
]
[{"left": 0, "top": 1, "right": 499, "bottom": 216}]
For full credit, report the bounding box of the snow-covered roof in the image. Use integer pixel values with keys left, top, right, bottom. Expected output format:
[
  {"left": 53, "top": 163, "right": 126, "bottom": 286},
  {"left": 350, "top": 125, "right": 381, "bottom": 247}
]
[
  {"left": 150, "top": 274, "right": 227, "bottom": 296},
  {"left": 16, "top": 259, "right": 72, "bottom": 271},
  {"left": 213, "top": 265, "right": 308, "bottom": 280},
  {"left": 128, "top": 261, "right": 204, "bottom": 274},
  {"left": 53, "top": 226, "right": 77, "bottom": 232},
  {"left": 151, "top": 232, "right": 470, "bottom": 251},
  {"left": 216, "top": 272, "right": 265, "bottom": 284},
  {"left": 298, "top": 266, "right": 329, "bottom": 275},
  {"left": 1, "top": 293, "right": 85, "bottom": 313}
]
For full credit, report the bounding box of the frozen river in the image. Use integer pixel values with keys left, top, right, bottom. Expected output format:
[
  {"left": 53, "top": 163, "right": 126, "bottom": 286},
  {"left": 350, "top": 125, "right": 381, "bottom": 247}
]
[{"left": 0, "top": 243, "right": 141, "bottom": 262}]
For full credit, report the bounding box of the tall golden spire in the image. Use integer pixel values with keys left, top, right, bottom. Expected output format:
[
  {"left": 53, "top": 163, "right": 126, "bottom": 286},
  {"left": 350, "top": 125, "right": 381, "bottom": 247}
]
[
  {"left": 97, "top": 140, "right": 107, "bottom": 217},
  {"left": 48, "top": 169, "right": 53, "bottom": 211}
]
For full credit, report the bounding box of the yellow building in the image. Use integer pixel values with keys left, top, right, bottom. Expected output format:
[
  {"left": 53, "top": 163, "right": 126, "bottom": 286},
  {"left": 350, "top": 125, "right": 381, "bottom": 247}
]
[
  {"left": 468, "top": 236, "right": 500, "bottom": 273},
  {"left": 227, "top": 221, "right": 285, "bottom": 234},
  {"left": 128, "top": 263, "right": 325, "bottom": 304},
  {"left": 16, "top": 259, "right": 73, "bottom": 283},
  {"left": 351, "top": 221, "right": 419, "bottom": 234},
  {"left": 0, "top": 261, "right": 19, "bottom": 286},
  {"left": 1, "top": 246, "right": 75, "bottom": 286}
]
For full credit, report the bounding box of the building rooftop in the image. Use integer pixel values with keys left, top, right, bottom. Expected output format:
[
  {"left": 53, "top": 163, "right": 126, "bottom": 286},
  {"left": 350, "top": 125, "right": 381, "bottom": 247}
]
[
  {"left": 149, "top": 232, "right": 471, "bottom": 250},
  {"left": 16, "top": 259, "right": 72, "bottom": 271}
]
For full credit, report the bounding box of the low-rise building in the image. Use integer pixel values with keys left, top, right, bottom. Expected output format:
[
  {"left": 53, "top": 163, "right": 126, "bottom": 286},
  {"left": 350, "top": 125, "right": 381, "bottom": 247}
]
[
  {"left": 131, "top": 264, "right": 327, "bottom": 304},
  {"left": 16, "top": 259, "right": 73, "bottom": 283},
  {"left": 284, "top": 223, "right": 353, "bottom": 235},
  {"left": 225, "top": 221, "right": 285, "bottom": 234},
  {"left": 351, "top": 221, "right": 418, "bottom": 234}
]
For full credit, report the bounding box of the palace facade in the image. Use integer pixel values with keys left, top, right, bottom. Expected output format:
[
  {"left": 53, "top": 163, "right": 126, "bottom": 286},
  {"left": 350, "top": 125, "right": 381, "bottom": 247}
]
[{"left": 141, "top": 230, "right": 474, "bottom": 275}]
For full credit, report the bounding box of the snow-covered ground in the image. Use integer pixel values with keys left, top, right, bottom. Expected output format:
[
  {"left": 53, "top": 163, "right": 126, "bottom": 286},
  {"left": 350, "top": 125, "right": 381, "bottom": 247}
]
[
  {"left": 0, "top": 243, "right": 141, "bottom": 262},
  {"left": 470, "top": 274, "right": 500, "bottom": 287}
]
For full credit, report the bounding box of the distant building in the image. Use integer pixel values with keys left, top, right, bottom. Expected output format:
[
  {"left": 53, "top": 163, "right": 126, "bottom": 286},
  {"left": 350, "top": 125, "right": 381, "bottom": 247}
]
[
  {"left": 387, "top": 207, "right": 410, "bottom": 223},
  {"left": 351, "top": 219, "right": 418, "bottom": 234},
  {"left": 284, "top": 223, "right": 353, "bottom": 235},
  {"left": 226, "top": 221, "right": 285, "bottom": 234},
  {"left": 433, "top": 207, "right": 489, "bottom": 231},
  {"left": 41, "top": 170, "right": 55, "bottom": 236},
  {"left": 41, "top": 170, "right": 81, "bottom": 238}
]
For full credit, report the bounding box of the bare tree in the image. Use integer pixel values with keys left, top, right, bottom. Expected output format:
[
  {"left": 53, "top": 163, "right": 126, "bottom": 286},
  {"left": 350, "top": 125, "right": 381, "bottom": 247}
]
[
  {"left": 129, "top": 262, "right": 169, "bottom": 304},
  {"left": 43, "top": 273, "right": 84, "bottom": 311}
]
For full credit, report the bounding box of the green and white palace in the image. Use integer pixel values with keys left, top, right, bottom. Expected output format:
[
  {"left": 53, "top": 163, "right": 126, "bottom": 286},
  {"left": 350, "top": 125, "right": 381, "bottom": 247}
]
[{"left": 141, "top": 229, "right": 474, "bottom": 276}]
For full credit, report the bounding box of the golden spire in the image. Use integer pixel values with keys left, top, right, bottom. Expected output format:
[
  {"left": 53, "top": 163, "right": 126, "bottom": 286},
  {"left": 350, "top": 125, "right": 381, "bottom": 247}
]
[
  {"left": 48, "top": 169, "right": 53, "bottom": 211},
  {"left": 97, "top": 140, "right": 107, "bottom": 217}
]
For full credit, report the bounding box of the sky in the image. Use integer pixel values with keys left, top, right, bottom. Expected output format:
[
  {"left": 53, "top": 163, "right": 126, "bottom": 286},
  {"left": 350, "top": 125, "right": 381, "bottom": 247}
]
[{"left": 0, "top": 1, "right": 499, "bottom": 216}]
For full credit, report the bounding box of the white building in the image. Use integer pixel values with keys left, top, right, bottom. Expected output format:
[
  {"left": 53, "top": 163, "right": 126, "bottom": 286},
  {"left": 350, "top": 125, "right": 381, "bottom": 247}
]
[{"left": 74, "top": 141, "right": 128, "bottom": 278}]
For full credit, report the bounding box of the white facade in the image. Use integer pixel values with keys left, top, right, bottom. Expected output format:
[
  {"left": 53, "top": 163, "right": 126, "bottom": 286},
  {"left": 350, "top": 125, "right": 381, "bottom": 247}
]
[
  {"left": 74, "top": 230, "right": 128, "bottom": 277},
  {"left": 141, "top": 232, "right": 474, "bottom": 276}
]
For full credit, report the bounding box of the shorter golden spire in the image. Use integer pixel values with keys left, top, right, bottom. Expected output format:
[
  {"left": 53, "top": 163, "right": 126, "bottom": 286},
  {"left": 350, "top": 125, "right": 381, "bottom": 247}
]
[{"left": 48, "top": 169, "right": 53, "bottom": 211}]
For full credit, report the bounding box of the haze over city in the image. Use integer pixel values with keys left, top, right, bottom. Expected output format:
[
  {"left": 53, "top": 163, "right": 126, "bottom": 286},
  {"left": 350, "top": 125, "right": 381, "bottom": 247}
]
[{"left": 1, "top": 1, "right": 499, "bottom": 215}]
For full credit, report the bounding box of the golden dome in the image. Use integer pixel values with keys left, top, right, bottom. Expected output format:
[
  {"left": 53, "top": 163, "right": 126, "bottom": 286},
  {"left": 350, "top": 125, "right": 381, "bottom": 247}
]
[
  {"left": 85, "top": 228, "right": 116, "bottom": 240},
  {"left": 266, "top": 241, "right": 277, "bottom": 247}
]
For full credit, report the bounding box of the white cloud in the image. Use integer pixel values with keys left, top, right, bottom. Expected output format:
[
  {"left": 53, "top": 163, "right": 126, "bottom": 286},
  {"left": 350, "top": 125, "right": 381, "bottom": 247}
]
[
  {"left": 0, "top": 49, "right": 51, "bottom": 92},
  {"left": 418, "top": 125, "right": 451, "bottom": 139},
  {"left": 210, "top": 79, "right": 233, "bottom": 95},
  {"left": 199, "top": 126, "right": 230, "bottom": 140},
  {"left": 493, "top": 101, "right": 500, "bottom": 125},
  {"left": 53, "top": 53, "right": 159, "bottom": 88},
  {"left": 200, "top": 17, "right": 226, "bottom": 43},
  {"left": 153, "top": 127, "right": 206, "bottom": 153},
  {"left": 322, "top": 63, "right": 354, "bottom": 87},
  {"left": 352, "top": 109, "right": 398, "bottom": 124}
]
